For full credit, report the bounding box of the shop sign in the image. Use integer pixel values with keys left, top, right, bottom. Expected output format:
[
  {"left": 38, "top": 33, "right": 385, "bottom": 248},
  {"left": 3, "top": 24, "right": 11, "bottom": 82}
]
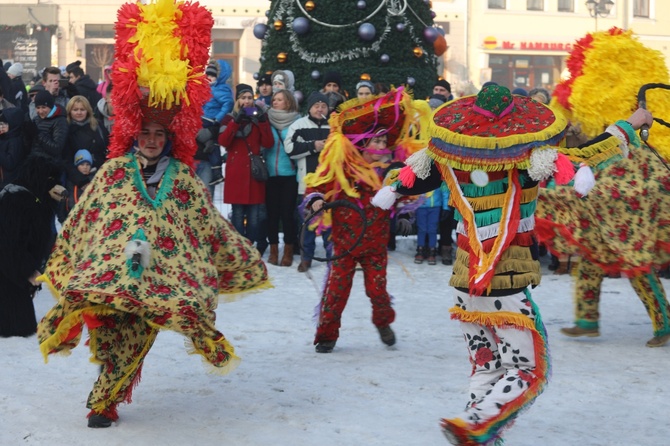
[{"left": 483, "top": 36, "right": 573, "bottom": 52}]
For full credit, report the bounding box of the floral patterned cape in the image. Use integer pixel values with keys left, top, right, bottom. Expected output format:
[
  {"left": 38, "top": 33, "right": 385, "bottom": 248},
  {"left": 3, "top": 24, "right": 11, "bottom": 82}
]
[
  {"left": 536, "top": 139, "right": 670, "bottom": 276},
  {"left": 38, "top": 154, "right": 269, "bottom": 373}
]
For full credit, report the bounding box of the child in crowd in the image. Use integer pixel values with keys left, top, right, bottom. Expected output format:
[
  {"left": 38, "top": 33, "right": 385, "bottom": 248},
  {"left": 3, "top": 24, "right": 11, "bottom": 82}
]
[{"left": 64, "top": 149, "right": 96, "bottom": 217}]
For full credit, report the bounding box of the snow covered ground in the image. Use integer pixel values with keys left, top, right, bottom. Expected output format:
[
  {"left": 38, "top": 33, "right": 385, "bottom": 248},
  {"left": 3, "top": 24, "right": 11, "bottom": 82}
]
[{"left": 2, "top": 189, "right": 669, "bottom": 445}]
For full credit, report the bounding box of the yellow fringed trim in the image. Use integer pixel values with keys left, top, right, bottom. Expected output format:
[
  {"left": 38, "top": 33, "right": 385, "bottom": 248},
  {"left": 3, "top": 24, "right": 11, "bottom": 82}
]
[
  {"left": 466, "top": 185, "right": 538, "bottom": 212},
  {"left": 559, "top": 135, "right": 622, "bottom": 167},
  {"left": 184, "top": 335, "right": 241, "bottom": 376},
  {"left": 427, "top": 147, "right": 533, "bottom": 172},
  {"left": 39, "top": 305, "right": 120, "bottom": 362},
  {"left": 36, "top": 274, "right": 59, "bottom": 300},
  {"left": 449, "top": 306, "right": 538, "bottom": 331},
  {"left": 449, "top": 272, "right": 541, "bottom": 290},
  {"left": 218, "top": 279, "right": 275, "bottom": 304}
]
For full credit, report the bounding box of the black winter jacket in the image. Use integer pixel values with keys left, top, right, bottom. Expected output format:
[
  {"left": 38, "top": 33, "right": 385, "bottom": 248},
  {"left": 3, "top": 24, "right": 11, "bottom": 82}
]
[
  {"left": 73, "top": 75, "right": 102, "bottom": 108},
  {"left": 30, "top": 105, "right": 69, "bottom": 159},
  {"left": 0, "top": 107, "right": 26, "bottom": 189}
]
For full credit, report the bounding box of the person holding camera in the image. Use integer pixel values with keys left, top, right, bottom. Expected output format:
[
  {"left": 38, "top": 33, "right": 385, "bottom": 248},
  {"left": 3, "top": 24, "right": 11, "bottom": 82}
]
[{"left": 218, "top": 83, "right": 273, "bottom": 250}]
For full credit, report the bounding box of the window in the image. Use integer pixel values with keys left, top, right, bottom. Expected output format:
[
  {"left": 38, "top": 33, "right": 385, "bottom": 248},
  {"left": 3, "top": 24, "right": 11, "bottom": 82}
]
[
  {"left": 527, "top": 0, "right": 544, "bottom": 11},
  {"left": 488, "top": 0, "right": 506, "bottom": 9},
  {"left": 558, "top": 0, "right": 574, "bottom": 12},
  {"left": 84, "top": 24, "right": 114, "bottom": 39},
  {"left": 634, "top": 0, "right": 650, "bottom": 18},
  {"left": 211, "top": 39, "right": 238, "bottom": 87}
]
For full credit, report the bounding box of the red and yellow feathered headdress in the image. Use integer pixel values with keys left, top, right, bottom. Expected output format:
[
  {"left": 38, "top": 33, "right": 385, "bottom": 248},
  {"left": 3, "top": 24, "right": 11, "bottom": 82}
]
[{"left": 107, "top": 0, "right": 213, "bottom": 166}]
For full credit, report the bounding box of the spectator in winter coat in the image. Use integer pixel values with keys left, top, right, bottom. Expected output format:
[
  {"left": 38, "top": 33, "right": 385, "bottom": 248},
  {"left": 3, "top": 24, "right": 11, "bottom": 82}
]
[
  {"left": 6, "top": 63, "right": 29, "bottom": 113},
  {"left": 413, "top": 184, "right": 450, "bottom": 265},
  {"left": 0, "top": 85, "right": 14, "bottom": 111},
  {"left": 271, "top": 70, "right": 295, "bottom": 94},
  {"left": 63, "top": 149, "right": 96, "bottom": 218},
  {"left": 42, "top": 66, "right": 74, "bottom": 109},
  {"left": 95, "top": 82, "right": 114, "bottom": 134},
  {"left": 256, "top": 73, "right": 273, "bottom": 107},
  {"left": 218, "top": 83, "right": 274, "bottom": 249},
  {"left": 195, "top": 60, "right": 233, "bottom": 194},
  {"left": 66, "top": 61, "right": 103, "bottom": 108},
  {"left": 29, "top": 90, "right": 68, "bottom": 160},
  {"left": 320, "top": 71, "right": 346, "bottom": 114},
  {"left": 96, "top": 65, "right": 112, "bottom": 97},
  {"left": 263, "top": 89, "right": 300, "bottom": 267},
  {"left": 433, "top": 78, "right": 453, "bottom": 101},
  {"left": 285, "top": 92, "right": 332, "bottom": 272},
  {"left": 0, "top": 105, "right": 26, "bottom": 189}
]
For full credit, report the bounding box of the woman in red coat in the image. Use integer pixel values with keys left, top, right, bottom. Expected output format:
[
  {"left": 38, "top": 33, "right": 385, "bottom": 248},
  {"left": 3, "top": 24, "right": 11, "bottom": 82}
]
[{"left": 218, "top": 84, "right": 273, "bottom": 247}]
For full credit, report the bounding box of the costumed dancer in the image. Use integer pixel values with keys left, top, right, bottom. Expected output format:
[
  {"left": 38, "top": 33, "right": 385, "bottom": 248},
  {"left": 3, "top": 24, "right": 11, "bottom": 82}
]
[
  {"left": 373, "top": 84, "right": 652, "bottom": 444},
  {"left": 536, "top": 28, "right": 670, "bottom": 347},
  {"left": 37, "top": 0, "right": 269, "bottom": 428},
  {"left": 0, "top": 154, "right": 66, "bottom": 337},
  {"left": 304, "top": 87, "right": 429, "bottom": 353}
]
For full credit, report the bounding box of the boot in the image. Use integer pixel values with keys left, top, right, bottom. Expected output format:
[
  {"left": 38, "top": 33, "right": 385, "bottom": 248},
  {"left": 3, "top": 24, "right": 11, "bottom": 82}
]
[
  {"left": 427, "top": 248, "right": 437, "bottom": 265},
  {"left": 88, "top": 414, "right": 113, "bottom": 428},
  {"left": 414, "top": 246, "right": 425, "bottom": 264},
  {"left": 280, "top": 244, "right": 294, "bottom": 267},
  {"left": 560, "top": 325, "right": 600, "bottom": 337},
  {"left": 268, "top": 244, "right": 279, "bottom": 265},
  {"left": 315, "top": 340, "right": 336, "bottom": 353},
  {"left": 377, "top": 325, "right": 396, "bottom": 346},
  {"left": 646, "top": 333, "right": 670, "bottom": 348},
  {"left": 209, "top": 163, "right": 224, "bottom": 186},
  {"left": 297, "top": 259, "right": 311, "bottom": 272},
  {"left": 441, "top": 245, "right": 452, "bottom": 265}
]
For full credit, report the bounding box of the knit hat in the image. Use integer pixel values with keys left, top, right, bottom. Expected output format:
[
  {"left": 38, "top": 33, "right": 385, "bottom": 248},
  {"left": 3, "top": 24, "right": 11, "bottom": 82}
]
[
  {"left": 205, "top": 61, "right": 218, "bottom": 78},
  {"left": 434, "top": 79, "right": 451, "bottom": 93},
  {"left": 528, "top": 87, "right": 549, "bottom": 104},
  {"left": 107, "top": 0, "right": 214, "bottom": 166},
  {"left": 428, "top": 93, "right": 447, "bottom": 109},
  {"left": 236, "top": 83, "right": 254, "bottom": 98},
  {"left": 7, "top": 63, "right": 23, "bottom": 77},
  {"left": 512, "top": 87, "right": 528, "bottom": 97},
  {"left": 322, "top": 71, "right": 342, "bottom": 89},
  {"left": 306, "top": 92, "right": 328, "bottom": 111},
  {"left": 34, "top": 90, "right": 55, "bottom": 109},
  {"left": 74, "top": 149, "right": 93, "bottom": 166},
  {"left": 257, "top": 73, "right": 272, "bottom": 87}
]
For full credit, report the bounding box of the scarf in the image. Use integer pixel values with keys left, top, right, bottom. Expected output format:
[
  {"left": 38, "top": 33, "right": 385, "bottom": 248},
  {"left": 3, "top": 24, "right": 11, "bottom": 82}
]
[{"left": 268, "top": 108, "right": 299, "bottom": 131}]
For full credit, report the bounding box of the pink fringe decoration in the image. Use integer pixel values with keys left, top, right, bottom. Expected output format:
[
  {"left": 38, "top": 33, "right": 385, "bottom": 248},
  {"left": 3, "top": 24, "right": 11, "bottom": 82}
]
[
  {"left": 553, "top": 152, "right": 575, "bottom": 185},
  {"left": 398, "top": 165, "right": 417, "bottom": 188}
]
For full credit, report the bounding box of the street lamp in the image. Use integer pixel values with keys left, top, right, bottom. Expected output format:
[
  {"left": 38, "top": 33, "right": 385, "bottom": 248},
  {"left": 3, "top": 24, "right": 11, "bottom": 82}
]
[{"left": 585, "top": 0, "right": 614, "bottom": 30}]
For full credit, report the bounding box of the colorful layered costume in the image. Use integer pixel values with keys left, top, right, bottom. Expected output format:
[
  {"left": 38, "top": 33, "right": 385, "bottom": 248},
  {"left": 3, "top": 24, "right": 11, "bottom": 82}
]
[
  {"left": 36, "top": 0, "right": 269, "bottom": 425},
  {"left": 537, "top": 28, "right": 670, "bottom": 347},
  {"left": 374, "top": 85, "right": 586, "bottom": 445},
  {"left": 304, "top": 88, "right": 429, "bottom": 350}
]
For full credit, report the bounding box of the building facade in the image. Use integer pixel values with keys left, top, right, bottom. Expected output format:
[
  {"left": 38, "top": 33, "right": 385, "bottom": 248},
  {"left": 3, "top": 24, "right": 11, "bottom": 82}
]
[{"left": 0, "top": 0, "right": 667, "bottom": 95}]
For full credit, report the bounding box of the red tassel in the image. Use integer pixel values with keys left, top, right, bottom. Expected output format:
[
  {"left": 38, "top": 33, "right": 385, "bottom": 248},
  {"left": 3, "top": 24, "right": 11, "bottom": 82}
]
[
  {"left": 397, "top": 166, "right": 417, "bottom": 188},
  {"left": 553, "top": 152, "right": 575, "bottom": 185}
]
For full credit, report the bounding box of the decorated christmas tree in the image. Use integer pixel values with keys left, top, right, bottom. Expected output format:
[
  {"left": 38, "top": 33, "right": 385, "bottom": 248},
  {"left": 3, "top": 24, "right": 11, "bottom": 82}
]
[{"left": 255, "top": 0, "right": 445, "bottom": 103}]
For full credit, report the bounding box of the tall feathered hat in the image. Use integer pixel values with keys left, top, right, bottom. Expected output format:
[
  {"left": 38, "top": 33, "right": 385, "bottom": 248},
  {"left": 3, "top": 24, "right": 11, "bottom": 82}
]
[
  {"left": 551, "top": 27, "right": 670, "bottom": 159},
  {"left": 305, "top": 86, "right": 431, "bottom": 201},
  {"left": 107, "top": 0, "right": 213, "bottom": 166}
]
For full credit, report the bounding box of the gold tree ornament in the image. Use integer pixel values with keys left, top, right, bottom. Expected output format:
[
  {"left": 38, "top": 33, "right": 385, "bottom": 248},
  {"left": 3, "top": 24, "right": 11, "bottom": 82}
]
[
  {"left": 277, "top": 52, "right": 288, "bottom": 63},
  {"left": 305, "top": 1, "right": 315, "bottom": 11},
  {"left": 360, "top": 73, "right": 371, "bottom": 81},
  {"left": 274, "top": 20, "right": 284, "bottom": 31},
  {"left": 413, "top": 47, "right": 423, "bottom": 57}
]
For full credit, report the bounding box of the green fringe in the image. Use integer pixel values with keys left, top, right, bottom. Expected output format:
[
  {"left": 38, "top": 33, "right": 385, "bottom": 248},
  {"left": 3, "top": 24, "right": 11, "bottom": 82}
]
[
  {"left": 130, "top": 156, "right": 178, "bottom": 209},
  {"left": 455, "top": 200, "right": 537, "bottom": 226}
]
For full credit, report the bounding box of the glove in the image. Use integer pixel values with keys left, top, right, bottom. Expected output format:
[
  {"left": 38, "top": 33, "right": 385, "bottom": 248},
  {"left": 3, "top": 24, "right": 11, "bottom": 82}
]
[
  {"left": 257, "top": 111, "right": 268, "bottom": 123},
  {"left": 396, "top": 215, "right": 413, "bottom": 236},
  {"left": 234, "top": 109, "right": 249, "bottom": 124}
]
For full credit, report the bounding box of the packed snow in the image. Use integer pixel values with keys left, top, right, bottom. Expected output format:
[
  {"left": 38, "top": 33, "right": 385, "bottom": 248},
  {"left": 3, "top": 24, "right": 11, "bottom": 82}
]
[{"left": 2, "top": 192, "right": 669, "bottom": 446}]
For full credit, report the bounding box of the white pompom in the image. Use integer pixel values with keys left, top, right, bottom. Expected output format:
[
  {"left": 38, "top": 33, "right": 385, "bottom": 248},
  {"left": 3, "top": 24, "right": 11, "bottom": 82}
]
[
  {"left": 372, "top": 186, "right": 399, "bottom": 210},
  {"left": 573, "top": 164, "right": 596, "bottom": 196}
]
